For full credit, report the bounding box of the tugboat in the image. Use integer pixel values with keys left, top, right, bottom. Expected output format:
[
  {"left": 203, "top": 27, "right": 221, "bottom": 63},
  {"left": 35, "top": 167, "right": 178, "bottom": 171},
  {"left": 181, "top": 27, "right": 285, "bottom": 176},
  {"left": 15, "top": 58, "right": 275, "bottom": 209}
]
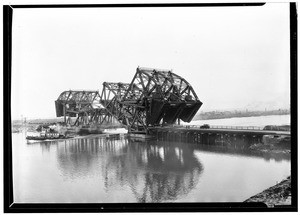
[
  {"left": 26, "top": 124, "right": 72, "bottom": 142},
  {"left": 26, "top": 131, "right": 68, "bottom": 141}
]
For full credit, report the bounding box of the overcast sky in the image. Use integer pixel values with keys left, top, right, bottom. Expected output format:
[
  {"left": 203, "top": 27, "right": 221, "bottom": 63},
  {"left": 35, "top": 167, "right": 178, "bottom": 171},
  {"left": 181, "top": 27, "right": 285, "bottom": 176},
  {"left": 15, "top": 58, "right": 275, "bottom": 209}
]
[{"left": 11, "top": 3, "right": 290, "bottom": 120}]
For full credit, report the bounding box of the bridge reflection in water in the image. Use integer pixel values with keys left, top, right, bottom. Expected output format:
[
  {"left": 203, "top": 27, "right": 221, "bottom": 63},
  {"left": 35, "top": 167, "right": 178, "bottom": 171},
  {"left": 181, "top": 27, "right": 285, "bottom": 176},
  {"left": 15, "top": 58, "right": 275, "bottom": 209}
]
[
  {"left": 54, "top": 136, "right": 203, "bottom": 202},
  {"left": 28, "top": 134, "right": 291, "bottom": 203}
]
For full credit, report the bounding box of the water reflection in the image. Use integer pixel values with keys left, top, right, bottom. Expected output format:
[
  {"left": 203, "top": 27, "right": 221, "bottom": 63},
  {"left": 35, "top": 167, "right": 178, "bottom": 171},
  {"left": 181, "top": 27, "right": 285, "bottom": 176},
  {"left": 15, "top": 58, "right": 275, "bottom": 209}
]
[
  {"left": 54, "top": 136, "right": 203, "bottom": 202},
  {"left": 27, "top": 135, "right": 290, "bottom": 203},
  {"left": 103, "top": 139, "right": 203, "bottom": 202},
  {"left": 56, "top": 137, "right": 119, "bottom": 179},
  {"left": 190, "top": 144, "right": 291, "bottom": 162}
]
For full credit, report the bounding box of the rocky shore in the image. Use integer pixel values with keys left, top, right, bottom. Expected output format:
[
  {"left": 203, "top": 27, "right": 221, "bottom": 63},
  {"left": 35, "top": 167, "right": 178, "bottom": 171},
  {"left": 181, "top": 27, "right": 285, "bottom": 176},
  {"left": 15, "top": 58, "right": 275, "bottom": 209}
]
[
  {"left": 249, "top": 143, "right": 290, "bottom": 155},
  {"left": 244, "top": 176, "right": 291, "bottom": 207},
  {"left": 244, "top": 134, "right": 291, "bottom": 207}
]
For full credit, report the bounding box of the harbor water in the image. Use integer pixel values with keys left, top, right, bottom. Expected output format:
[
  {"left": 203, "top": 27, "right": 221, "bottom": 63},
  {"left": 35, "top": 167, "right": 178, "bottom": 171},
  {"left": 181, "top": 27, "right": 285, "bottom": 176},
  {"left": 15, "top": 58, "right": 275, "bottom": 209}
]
[{"left": 12, "top": 115, "right": 291, "bottom": 203}]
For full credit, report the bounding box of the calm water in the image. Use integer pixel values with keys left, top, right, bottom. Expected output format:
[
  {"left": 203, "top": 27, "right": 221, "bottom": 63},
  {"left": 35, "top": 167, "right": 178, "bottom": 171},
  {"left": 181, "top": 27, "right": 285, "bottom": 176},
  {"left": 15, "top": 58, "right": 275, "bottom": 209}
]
[
  {"left": 13, "top": 115, "right": 291, "bottom": 203},
  {"left": 187, "top": 114, "right": 290, "bottom": 127}
]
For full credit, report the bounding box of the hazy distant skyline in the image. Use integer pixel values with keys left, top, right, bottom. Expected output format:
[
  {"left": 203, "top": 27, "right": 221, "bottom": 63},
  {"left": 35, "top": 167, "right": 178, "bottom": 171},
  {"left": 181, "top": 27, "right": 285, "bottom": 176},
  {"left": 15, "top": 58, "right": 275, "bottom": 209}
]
[{"left": 11, "top": 3, "right": 290, "bottom": 119}]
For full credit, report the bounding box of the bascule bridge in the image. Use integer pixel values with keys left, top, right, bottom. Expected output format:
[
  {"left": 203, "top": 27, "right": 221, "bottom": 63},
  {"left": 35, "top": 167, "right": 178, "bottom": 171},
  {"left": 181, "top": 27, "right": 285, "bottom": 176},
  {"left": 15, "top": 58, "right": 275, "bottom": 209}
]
[{"left": 55, "top": 67, "right": 202, "bottom": 134}]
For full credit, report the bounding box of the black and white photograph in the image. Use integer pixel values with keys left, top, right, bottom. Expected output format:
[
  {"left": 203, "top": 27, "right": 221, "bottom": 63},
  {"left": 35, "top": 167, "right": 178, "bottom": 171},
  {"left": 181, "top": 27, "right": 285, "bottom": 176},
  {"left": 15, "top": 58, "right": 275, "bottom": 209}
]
[{"left": 4, "top": 2, "right": 297, "bottom": 213}]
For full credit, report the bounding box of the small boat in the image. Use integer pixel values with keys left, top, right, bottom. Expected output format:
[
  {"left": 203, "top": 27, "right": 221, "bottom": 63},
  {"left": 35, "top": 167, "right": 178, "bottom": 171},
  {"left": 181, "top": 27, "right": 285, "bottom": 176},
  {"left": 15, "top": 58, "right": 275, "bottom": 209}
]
[
  {"left": 26, "top": 123, "right": 74, "bottom": 142},
  {"left": 26, "top": 130, "right": 72, "bottom": 142},
  {"left": 26, "top": 134, "right": 71, "bottom": 141}
]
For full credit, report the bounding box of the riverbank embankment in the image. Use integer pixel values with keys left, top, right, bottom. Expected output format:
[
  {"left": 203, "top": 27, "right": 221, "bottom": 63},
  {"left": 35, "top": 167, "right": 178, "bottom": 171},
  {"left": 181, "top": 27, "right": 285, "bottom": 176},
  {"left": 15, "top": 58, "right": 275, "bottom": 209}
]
[
  {"left": 249, "top": 134, "right": 290, "bottom": 155},
  {"left": 244, "top": 176, "right": 291, "bottom": 207},
  {"left": 245, "top": 138, "right": 291, "bottom": 207}
]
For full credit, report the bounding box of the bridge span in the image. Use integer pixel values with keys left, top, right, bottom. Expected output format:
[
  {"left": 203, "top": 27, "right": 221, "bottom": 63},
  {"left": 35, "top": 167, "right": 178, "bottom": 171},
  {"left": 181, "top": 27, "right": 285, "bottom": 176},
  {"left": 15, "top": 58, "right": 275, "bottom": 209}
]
[{"left": 55, "top": 67, "right": 202, "bottom": 134}]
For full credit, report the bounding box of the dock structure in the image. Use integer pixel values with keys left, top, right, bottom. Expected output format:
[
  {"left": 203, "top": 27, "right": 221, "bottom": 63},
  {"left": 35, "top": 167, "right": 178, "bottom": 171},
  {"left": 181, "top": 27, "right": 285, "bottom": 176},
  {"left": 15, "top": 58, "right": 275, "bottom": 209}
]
[{"left": 148, "top": 125, "right": 291, "bottom": 148}]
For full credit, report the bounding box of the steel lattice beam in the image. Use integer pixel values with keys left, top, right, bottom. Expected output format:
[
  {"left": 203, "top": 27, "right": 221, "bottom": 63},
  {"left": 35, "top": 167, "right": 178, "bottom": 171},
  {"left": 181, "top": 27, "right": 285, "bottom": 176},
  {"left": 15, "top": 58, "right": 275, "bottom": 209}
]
[
  {"left": 55, "top": 90, "right": 111, "bottom": 125},
  {"left": 120, "top": 67, "right": 202, "bottom": 133}
]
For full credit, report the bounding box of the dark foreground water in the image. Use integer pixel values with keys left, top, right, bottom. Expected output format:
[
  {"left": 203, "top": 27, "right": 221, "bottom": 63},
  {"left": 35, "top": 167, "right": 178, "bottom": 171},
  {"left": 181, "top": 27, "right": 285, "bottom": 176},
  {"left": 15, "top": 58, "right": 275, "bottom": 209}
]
[{"left": 13, "top": 132, "right": 290, "bottom": 203}]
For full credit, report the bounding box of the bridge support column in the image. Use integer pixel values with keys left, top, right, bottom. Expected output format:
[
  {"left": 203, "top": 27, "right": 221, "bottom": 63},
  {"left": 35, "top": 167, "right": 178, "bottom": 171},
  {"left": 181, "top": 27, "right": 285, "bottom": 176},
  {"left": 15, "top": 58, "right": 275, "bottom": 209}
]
[{"left": 63, "top": 104, "right": 66, "bottom": 123}]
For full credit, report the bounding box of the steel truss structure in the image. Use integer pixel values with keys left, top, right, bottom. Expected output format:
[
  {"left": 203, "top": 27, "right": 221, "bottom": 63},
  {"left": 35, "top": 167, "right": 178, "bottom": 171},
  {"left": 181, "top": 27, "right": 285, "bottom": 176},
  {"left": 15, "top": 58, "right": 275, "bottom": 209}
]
[
  {"left": 55, "top": 67, "right": 202, "bottom": 134},
  {"left": 100, "top": 82, "right": 143, "bottom": 130},
  {"left": 55, "top": 90, "right": 112, "bottom": 126}
]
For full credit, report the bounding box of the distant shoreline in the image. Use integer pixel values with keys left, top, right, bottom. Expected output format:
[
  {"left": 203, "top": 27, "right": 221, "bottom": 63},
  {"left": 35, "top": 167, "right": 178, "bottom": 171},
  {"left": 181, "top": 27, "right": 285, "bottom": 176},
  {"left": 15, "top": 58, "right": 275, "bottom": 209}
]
[
  {"left": 193, "top": 109, "right": 290, "bottom": 121},
  {"left": 12, "top": 110, "right": 290, "bottom": 124}
]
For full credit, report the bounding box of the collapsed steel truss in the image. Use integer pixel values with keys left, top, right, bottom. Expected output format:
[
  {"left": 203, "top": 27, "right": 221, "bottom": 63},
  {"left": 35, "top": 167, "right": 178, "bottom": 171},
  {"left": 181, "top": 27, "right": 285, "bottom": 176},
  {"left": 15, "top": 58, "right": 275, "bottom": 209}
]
[{"left": 55, "top": 67, "right": 202, "bottom": 134}]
